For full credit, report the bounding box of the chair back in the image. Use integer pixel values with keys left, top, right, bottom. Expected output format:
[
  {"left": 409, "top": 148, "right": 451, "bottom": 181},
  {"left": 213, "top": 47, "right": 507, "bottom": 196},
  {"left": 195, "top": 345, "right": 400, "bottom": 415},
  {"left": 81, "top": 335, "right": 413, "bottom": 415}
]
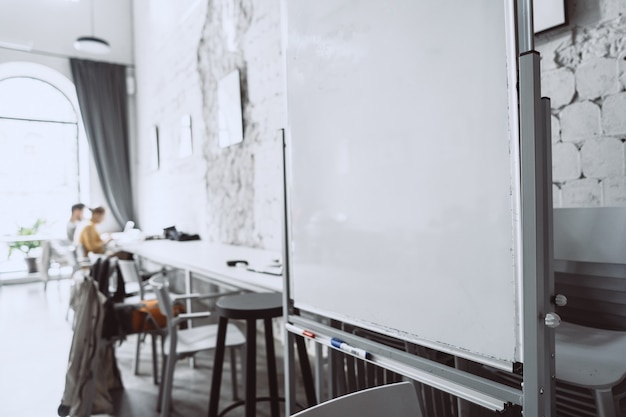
[
  {"left": 39, "top": 240, "right": 52, "bottom": 281},
  {"left": 553, "top": 207, "right": 626, "bottom": 331},
  {"left": 149, "top": 274, "right": 175, "bottom": 329},
  {"left": 118, "top": 259, "right": 146, "bottom": 299},
  {"left": 291, "top": 381, "right": 420, "bottom": 417},
  {"left": 554, "top": 260, "right": 626, "bottom": 331}
]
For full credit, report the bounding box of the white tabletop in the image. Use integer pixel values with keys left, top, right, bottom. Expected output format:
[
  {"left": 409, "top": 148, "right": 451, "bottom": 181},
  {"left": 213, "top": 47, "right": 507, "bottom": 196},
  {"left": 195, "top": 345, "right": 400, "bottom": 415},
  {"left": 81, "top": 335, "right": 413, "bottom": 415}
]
[{"left": 120, "top": 239, "right": 283, "bottom": 293}]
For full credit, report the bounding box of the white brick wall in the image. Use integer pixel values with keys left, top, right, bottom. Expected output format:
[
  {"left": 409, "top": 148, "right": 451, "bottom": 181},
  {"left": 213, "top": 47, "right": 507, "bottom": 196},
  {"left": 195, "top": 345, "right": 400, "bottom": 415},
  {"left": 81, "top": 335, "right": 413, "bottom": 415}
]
[
  {"left": 552, "top": 184, "right": 562, "bottom": 207},
  {"left": 580, "top": 137, "right": 624, "bottom": 178},
  {"left": 561, "top": 178, "right": 602, "bottom": 207},
  {"left": 619, "top": 56, "right": 626, "bottom": 89},
  {"left": 541, "top": 68, "right": 575, "bottom": 109},
  {"left": 551, "top": 115, "right": 561, "bottom": 144},
  {"left": 574, "top": 57, "right": 620, "bottom": 100},
  {"left": 552, "top": 142, "right": 581, "bottom": 182},
  {"left": 603, "top": 176, "right": 626, "bottom": 205},
  {"left": 559, "top": 101, "right": 602, "bottom": 143},
  {"left": 602, "top": 92, "right": 626, "bottom": 135},
  {"left": 539, "top": 11, "right": 626, "bottom": 207}
]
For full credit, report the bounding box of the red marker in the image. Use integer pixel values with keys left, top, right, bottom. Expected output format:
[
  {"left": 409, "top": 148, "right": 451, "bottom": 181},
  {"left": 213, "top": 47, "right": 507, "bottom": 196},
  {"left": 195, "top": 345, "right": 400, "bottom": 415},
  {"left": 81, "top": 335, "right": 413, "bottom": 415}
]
[{"left": 302, "top": 330, "right": 316, "bottom": 338}]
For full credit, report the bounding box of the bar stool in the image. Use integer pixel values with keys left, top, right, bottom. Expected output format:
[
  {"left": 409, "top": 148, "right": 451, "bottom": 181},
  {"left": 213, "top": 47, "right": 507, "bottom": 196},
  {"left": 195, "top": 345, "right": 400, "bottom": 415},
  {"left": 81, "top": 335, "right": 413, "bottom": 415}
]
[{"left": 207, "top": 292, "right": 315, "bottom": 417}]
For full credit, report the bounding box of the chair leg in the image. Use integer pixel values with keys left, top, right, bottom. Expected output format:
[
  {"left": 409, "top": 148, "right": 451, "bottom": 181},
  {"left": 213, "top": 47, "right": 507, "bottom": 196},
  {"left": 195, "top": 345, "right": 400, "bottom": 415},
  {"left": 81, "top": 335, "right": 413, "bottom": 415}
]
[
  {"left": 133, "top": 333, "right": 142, "bottom": 375},
  {"left": 245, "top": 319, "right": 258, "bottom": 417},
  {"left": 156, "top": 353, "right": 166, "bottom": 412},
  {"left": 593, "top": 388, "right": 617, "bottom": 417},
  {"left": 151, "top": 334, "right": 159, "bottom": 385},
  {"left": 160, "top": 353, "right": 177, "bottom": 417}
]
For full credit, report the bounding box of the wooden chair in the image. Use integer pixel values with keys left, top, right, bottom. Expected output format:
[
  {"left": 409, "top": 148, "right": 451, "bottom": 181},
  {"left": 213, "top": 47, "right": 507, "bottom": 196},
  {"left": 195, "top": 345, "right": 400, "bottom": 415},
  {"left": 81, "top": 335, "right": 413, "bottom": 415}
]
[{"left": 291, "top": 381, "right": 421, "bottom": 417}]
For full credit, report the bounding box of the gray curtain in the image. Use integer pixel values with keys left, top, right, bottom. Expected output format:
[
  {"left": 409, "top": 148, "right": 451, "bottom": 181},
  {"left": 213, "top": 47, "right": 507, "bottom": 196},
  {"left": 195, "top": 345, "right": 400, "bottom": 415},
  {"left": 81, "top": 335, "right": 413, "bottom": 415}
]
[{"left": 70, "top": 58, "right": 135, "bottom": 229}]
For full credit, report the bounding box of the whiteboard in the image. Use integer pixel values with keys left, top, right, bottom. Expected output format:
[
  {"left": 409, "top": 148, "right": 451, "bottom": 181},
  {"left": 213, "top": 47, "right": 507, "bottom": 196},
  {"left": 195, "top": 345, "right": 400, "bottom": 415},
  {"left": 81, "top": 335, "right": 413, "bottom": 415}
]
[{"left": 286, "top": 0, "right": 522, "bottom": 366}]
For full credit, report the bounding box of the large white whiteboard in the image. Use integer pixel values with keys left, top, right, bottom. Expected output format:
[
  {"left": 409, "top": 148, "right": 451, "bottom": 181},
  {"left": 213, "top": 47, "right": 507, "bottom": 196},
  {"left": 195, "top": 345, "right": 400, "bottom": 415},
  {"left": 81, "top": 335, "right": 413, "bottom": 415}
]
[{"left": 286, "top": 0, "right": 522, "bottom": 366}]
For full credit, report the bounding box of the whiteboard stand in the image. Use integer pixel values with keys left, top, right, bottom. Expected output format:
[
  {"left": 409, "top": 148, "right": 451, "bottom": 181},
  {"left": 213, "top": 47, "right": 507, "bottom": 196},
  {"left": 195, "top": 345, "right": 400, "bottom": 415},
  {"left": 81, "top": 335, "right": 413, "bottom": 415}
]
[
  {"left": 281, "top": 1, "right": 557, "bottom": 415},
  {"left": 519, "top": 49, "right": 557, "bottom": 417}
]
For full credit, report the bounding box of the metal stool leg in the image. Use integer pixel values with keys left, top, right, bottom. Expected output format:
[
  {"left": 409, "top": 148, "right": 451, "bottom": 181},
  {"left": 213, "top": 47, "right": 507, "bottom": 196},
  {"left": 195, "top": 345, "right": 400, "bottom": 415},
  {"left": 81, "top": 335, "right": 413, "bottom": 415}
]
[
  {"left": 295, "top": 335, "right": 317, "bottom": 407},
  {"left": 264, "top": 318, "right": 280, "bottom": 417},
  {"left": 229, "top": 346, "right": 239, "bottom": 401},
  {"left": 208, "top": 317, "right": 229, "bottom": 417},
  {"left": 245, "top": 318, "right": 257, "bottom": 417}
]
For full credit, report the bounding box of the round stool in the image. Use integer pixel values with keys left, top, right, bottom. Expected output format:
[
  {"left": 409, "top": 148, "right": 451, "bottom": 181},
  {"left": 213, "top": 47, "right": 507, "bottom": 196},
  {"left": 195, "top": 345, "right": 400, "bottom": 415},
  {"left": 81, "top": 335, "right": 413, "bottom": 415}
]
[{"left": 208, "top": 292, "right": 283, "bottom": 417}]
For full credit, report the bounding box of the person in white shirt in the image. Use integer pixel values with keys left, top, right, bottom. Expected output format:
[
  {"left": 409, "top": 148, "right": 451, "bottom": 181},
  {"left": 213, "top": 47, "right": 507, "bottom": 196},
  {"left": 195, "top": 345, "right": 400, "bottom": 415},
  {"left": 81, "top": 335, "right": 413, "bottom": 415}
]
[{"left": 67, "top": 203, "right": 85, "bottom": 242}]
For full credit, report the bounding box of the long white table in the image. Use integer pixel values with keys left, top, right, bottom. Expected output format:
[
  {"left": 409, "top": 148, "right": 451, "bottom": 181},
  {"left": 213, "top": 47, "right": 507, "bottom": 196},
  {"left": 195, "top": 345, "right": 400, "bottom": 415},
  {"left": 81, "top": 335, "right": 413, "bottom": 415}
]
[{"left": 120, "top": 239, "right": 283, "bottom": 293}]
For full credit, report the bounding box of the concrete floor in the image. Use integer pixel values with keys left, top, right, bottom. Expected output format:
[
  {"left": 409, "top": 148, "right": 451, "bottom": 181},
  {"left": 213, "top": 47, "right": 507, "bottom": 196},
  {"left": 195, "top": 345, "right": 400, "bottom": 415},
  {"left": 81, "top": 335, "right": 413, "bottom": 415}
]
[{"left": 0, "top": 279, "right": 309, "bottom": 417}]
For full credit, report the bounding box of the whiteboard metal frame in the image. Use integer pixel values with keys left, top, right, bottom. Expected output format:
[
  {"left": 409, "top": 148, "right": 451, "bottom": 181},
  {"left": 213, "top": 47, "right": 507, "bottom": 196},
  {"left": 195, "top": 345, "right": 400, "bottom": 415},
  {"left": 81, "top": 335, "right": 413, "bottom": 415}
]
[
  {"left": 281, "top": 0, "right": 555, "bottom": 415},
  {"left": 285, "top": 0, "right": 522, "bottom": 370},
  {"left": 519, "top": 50, "right": 556, "bottom": 417}
]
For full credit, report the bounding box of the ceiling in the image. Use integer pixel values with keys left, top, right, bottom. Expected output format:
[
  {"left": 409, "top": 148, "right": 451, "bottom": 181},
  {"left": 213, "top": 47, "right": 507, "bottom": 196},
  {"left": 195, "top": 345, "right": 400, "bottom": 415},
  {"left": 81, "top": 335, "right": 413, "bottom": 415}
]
[{"left": 0, "top": 0, "right": 134, "bottom": 65}]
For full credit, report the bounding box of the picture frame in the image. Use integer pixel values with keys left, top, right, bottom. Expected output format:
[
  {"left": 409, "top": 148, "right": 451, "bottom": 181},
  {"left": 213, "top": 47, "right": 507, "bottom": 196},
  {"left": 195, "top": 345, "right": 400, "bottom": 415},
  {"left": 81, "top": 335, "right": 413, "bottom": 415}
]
[
  {"left": 178, "top": 114, "right": 193, "bottom": 158},
  {"left": 534, "top": 0, "right": 567, "bottom": 34}
]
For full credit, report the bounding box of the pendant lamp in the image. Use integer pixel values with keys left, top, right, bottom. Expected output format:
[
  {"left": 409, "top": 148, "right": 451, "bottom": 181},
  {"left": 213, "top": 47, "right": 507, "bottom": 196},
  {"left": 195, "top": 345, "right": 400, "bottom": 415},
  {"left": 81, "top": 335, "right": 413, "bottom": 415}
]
[{"left": 74, "top": 0, "right": 110, "bottom": 54}]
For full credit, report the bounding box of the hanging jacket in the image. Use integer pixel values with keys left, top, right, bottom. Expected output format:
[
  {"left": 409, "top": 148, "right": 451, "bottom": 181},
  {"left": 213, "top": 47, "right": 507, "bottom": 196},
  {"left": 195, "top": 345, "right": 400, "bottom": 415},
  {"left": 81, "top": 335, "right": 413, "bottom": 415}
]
[{"left": 59, "top": 264, "right": 123, "bottom": 416}]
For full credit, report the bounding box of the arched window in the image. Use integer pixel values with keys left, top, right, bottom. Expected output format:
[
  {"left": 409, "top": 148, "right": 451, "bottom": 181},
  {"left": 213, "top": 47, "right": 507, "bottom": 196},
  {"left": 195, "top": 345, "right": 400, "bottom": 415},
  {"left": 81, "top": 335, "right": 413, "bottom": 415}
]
[{"left": 0, "top": 66, "right": 88, "bottom": 237}]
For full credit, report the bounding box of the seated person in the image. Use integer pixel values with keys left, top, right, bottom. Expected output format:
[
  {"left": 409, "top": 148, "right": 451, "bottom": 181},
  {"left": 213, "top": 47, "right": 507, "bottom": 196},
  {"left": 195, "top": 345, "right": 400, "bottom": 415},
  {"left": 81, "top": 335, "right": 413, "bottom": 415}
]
[
  {"left": 67, "top": 203, "right": 86, "bottom": 242},
  {"left": 79, "top": 206, "right": 112, "bottom": 255}
]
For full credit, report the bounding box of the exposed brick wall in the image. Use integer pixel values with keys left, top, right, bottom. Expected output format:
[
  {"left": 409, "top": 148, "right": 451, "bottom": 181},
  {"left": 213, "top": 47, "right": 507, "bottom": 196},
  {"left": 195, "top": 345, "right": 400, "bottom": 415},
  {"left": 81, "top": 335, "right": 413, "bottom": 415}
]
[{"left": 537, "top": 2, "right": 626, "bottom": 207}]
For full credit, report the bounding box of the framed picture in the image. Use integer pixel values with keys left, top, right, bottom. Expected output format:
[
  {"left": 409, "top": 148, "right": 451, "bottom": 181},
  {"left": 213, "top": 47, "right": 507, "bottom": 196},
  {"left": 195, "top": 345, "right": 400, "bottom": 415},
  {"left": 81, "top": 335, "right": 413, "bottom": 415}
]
[
  {"left": 218, "top": 69, "right": 244, "bottom": 148},
  {"left": 534, "top": 0, "right": 567, "bottom": 34}
]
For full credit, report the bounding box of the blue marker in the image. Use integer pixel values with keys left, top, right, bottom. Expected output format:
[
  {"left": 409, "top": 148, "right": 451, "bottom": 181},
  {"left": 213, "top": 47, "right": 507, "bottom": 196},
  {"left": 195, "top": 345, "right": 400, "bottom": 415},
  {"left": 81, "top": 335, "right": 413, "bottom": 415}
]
[{"left": 330, "top": 338, "right": 370, "bottom": 360}]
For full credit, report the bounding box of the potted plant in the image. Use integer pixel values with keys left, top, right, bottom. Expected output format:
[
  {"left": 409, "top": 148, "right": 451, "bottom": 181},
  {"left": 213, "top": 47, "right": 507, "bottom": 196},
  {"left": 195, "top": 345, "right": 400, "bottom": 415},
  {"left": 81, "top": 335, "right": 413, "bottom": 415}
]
[{"left": 7, "top": 219, "right": 45, "bottom": 273}]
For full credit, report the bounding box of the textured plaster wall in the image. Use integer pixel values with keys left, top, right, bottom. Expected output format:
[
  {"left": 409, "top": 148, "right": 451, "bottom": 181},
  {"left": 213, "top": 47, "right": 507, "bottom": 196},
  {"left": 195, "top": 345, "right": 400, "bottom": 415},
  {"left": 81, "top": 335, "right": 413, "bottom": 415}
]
[
  {"left": 537, "top": 0, "right": 626, "bottom": 207},
  {"left": 133, "top": 0, "right": 283, "bottom": 250}
]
